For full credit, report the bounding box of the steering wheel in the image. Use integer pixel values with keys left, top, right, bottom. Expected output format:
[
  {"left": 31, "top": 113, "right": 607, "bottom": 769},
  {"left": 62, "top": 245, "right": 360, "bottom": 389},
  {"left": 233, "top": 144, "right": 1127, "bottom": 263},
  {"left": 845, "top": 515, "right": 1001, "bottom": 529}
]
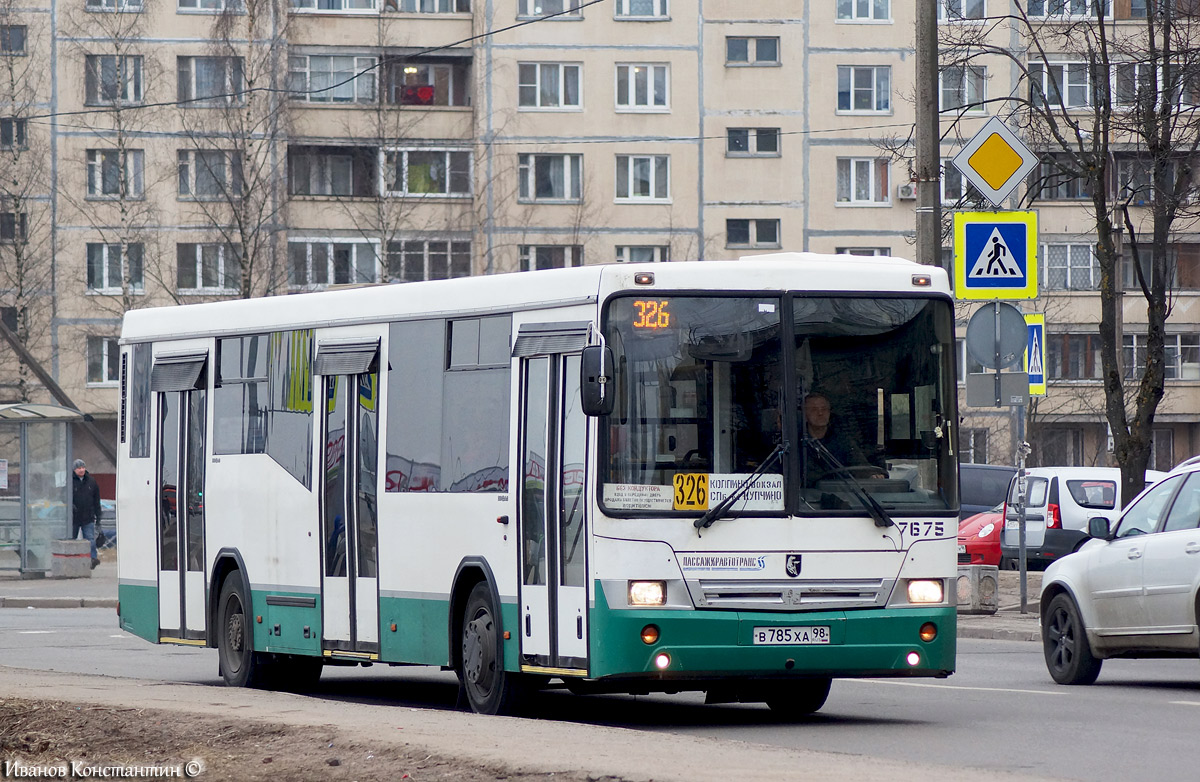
[
  {"left": 681, "top": 449, "right": 709, "bottom": 469},
  {"left": 817, "top": 466, "right": 886, "bottom": 481}
]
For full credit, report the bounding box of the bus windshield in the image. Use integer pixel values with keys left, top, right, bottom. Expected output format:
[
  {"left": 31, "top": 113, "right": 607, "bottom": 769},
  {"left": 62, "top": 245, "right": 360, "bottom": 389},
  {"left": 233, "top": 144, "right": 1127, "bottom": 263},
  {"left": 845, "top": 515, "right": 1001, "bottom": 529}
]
[{"left": 600, "top": 294, "right": 957, "bottom": 517}]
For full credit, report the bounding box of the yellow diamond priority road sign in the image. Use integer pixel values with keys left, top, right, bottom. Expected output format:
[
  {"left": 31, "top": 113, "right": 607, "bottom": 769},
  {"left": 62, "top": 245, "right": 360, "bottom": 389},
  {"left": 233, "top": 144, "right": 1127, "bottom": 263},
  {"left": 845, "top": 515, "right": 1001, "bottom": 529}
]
[{"left": 951, "top": 117, "right": 1037, "bottom": 207}]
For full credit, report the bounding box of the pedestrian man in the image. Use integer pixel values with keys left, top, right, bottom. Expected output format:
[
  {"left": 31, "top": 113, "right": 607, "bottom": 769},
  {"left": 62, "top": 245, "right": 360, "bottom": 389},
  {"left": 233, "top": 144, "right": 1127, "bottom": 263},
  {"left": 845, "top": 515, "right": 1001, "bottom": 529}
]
[{"left": 72, "top": 458, "right": 102, "bottom": 569}]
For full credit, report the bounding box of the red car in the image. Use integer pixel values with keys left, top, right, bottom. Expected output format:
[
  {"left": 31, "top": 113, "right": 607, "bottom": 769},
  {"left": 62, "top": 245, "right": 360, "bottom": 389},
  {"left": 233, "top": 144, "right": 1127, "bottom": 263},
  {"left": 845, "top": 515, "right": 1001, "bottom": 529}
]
[{"left": 958, "top": 504, "right": 1005, "bottom": 567}]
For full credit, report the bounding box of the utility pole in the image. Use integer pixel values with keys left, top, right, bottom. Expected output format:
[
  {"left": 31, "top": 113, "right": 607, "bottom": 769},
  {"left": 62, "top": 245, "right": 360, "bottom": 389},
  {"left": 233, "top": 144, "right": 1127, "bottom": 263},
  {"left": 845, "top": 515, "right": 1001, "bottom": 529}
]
[{"left": 915, "top": 0, "right": 944, "bottom": 273}]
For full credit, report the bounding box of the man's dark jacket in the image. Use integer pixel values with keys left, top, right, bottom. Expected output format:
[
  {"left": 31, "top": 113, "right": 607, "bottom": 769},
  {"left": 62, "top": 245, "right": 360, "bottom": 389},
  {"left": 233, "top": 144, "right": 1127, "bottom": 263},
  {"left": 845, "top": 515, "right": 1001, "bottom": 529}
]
[{"left": 73, "top": 470, "right": 102, "bottom": 526}]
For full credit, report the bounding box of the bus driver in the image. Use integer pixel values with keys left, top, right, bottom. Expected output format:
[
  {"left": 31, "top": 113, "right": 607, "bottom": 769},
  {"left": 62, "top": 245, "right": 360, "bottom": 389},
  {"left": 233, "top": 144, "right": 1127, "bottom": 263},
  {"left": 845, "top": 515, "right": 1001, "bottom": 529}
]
[{"left": 801, "top": 392, "right": 885, "bottom": 483}]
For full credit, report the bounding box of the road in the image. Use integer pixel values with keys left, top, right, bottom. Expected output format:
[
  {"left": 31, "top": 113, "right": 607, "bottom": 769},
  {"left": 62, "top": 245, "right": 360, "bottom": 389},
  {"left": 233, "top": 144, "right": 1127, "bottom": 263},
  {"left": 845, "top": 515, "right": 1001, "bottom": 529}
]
[{"left": 2, "top": 607, "right": 1198, "bottom": 782}]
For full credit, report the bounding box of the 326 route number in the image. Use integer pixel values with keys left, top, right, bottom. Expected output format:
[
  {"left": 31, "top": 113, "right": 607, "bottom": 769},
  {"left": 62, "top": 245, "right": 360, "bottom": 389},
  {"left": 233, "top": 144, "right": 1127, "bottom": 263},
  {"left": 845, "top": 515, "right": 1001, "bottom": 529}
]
[{"left": 673, "top": 473, "right": 708, "bottom": 510}]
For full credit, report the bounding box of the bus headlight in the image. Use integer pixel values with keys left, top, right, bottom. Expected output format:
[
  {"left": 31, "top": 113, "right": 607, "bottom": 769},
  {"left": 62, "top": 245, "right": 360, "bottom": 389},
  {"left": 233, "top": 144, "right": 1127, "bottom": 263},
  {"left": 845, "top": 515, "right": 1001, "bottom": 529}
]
[
  {"left": 628, "top": 580, "right": 666, "bottom": 606},
  {"left": 907, "top": 579, "right": 944, "bottom": 604}
]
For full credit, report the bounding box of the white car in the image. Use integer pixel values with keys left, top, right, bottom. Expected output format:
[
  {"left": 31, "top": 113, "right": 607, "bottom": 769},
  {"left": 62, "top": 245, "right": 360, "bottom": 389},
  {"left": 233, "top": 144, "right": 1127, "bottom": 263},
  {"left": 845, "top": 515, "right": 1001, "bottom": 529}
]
[{"left": 1040, "top": 463, "right": 1200, "bottom": 684}]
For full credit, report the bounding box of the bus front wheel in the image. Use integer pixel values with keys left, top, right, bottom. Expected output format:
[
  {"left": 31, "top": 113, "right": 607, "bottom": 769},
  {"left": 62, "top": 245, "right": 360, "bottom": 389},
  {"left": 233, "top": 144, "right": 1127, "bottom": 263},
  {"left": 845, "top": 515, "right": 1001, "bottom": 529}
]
[
  {"left": 459, "top": 582, "right": 522, "bottom": 715},
  {"left": 763, "top": 677, "right": 832, "bottom": 719},
  {"left": 217, "top": 573, "right": 268, "bottom": 689}
]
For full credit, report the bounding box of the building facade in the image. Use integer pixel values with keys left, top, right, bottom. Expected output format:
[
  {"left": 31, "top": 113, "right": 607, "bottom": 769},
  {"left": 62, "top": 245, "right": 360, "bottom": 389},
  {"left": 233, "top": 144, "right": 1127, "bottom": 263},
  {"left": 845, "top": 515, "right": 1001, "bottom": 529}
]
[{"left": 0, "top": 0, "right": 1196, "bottom": 485}]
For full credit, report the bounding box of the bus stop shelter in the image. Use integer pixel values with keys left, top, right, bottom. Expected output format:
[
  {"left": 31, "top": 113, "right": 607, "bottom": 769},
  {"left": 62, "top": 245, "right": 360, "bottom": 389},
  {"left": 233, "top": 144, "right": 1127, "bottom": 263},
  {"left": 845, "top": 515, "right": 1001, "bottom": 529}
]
[{"left": 0, "top": 403, "right": 80, "bottom": 575}]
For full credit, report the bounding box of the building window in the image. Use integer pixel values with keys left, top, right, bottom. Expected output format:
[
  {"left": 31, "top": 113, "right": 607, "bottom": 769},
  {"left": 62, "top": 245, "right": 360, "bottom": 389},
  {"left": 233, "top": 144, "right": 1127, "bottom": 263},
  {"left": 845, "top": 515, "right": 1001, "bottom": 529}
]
[
  {"left": 837, "top": 246, "right": 890, "bottom": 256},
  {"left": 1047, "top": 333, "right": 1101, "bottom": 380},
  {"left": 288, "top": 55, "right": 376, "bottom": 103},
  {"left": 1113, "top": 157, "right": 1194, "bottom": 206},
  {"left": 837, "top": 0, "right": 889, "bottom": 21},
  {"left": 178, "top": 0, "right": 242, "bottom": 9},
  {"left": 288, "top": 240, "right": 378, "bottom": 288},
  {"left": 836, "top": 157, "right": 889, "bottom": 204},
  {"left": 1029, "top": 61, "right": 1091, "bottom": 109},
  {"left": 1042, "top": 243, "right": 1099, "bottom": 290},
  {"left": 0, "top": 118, "right": 25, "bottom": 149},
  {"left": 615, "top": 155, "right": 669, "bottom": 201},
  {"left": 177, "top": 242, "right": 241, "bottom": 292},
  {"left": 519, "top": 0, "right": 581, "bottom": 17},
  {"left": 0, "top": 26, "right": 25, "bottom": 55},
  {"left": 87, "top": 243, "right": 144, "bottom": 293},
  {"left": 725, "top": 37, "right": 779, "bottom": 66},
  {"left": 87, "top": 336, "right": 120, "bottom": 385},
  {"left": 615, "top": 0, "right": 666, "bottom": 17},
  {"left": 386, "top": 239, "right": 471, "bottom": 281},
  {"left": 1027, "top": 0, "right": 1101, "bottom": 19},
  {"left": 616, "top": 245, "right": 668, "bottom": 263},
  {"left": 615, "top": 63, "right": 668, "bottom": 110},
  {"left": 291, "top": 0, "right": 376, "bottom": 9},
  {"left": 85, "top": 55, "right": 144, "bottom": 105},
  {"left": 178, "top": 56, "right": 245, "bottom": 106},
  {"left": 1124, "top": 333, "right": 1200, "bottom": 381},
  {"left": 1112, "top": 62, "right": 1158, "bottom": 108},
  {"left": 942, "top": 159, "right": 984, "bottom": 204},
  {"left": 1032, "top": 154, "right": 1092, "bottom": 200},
  {"left": 1151, "top": 429, "right": 1174, "bottom": 472},
  {"left": 725, "top": 219, "right": 780, "bottom": 249},
  {"left": 288, "top": 146, "right": 377, "bottom": 197},
  {"left": 938, "top": 0, "right": 985, "bottom": 20},
  {"left": 727, "top": 128, "right": 780, "bottom": 157},
  {"left": 0, "top": 212, "right": 27, "bottom": 243},
  {"left": 383, "top": 148, "right": 471, "bottom": 197},
  {"left": 383, "top": 60, "right": 470, "bottom": 106},
  {"left": 520, "top": 245, "right": 582, "bottom": 270},
  {"left": 1033, "top": 428, "right": 1084, "bottom": 468},
  {"left": 960, "top": 428, "right": 989, "bottom": 464},
  {"left": 86, "top": 149, "right": 144, "bottom": 199},
  {"left": 387, "top": 0, "right": 470, "bottom": 11},
  {"left": 837, "top": 65, "right": 891, "bottom": 112},
  {"left": 518, "top": 62, "right": 580, "bottom": 109},
  {"left": 178, "top": 150, "right": 243, "bottom": 200},
  {"left": 955, "top": 338, "right": 985, "bottom": 383},
  {"left": 518, "top": 153, "right": 582, "bottom": 201},
  {"left": 88, "top": 0, "right": 143, "bottom": 11},
  {"left": 940, "top": 65, "right": 984, "bottom": 112}
]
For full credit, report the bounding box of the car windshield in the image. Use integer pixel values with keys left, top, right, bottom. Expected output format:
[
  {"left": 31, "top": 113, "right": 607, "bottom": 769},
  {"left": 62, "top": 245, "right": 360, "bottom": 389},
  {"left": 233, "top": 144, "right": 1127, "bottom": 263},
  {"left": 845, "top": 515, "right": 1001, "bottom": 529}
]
[{"left": 599, "top": 294, "right": 957, "bottom": 517}]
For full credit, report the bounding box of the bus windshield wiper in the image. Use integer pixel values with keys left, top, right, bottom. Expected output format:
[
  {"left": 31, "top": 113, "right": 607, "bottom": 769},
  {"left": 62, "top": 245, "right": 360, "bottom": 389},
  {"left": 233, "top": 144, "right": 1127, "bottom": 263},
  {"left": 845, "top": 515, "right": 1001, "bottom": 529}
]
[
  {"left": 804, "top": 436, "right": 894, "bottom": 528},
  {"left": 694, "top": 441, "right": 788, "bottom": 532}
]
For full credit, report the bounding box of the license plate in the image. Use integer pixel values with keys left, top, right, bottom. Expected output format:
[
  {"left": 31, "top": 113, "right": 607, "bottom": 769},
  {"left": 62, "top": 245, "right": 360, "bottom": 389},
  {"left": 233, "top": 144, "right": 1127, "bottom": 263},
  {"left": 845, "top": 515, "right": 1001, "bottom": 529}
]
[
  {"left": 958, "top": 544, "right": 966, "bottom": 554},
  {"left": 752, "top": 626, "right": 831, "bottom": 645}
]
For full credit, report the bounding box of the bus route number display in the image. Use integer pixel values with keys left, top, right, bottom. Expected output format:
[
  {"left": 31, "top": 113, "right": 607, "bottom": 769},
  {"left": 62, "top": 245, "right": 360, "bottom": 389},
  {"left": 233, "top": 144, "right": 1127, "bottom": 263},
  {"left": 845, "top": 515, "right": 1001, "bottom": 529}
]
[
  {"left": 633, "top": 300, "right": 671, "bottom": 330},
  {"left": 673, "top": 472, "right": 707, "bottom": 510}
]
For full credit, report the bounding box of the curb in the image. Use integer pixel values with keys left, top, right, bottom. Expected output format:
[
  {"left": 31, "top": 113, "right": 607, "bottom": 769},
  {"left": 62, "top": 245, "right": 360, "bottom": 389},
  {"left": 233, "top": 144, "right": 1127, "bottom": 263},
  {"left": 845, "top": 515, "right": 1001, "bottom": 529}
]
[
  {"left": 958, "top": 624, "right": 1041, "bottom": 643},
  {"left": 0, "top": 598, "right": 118, "bottom": 609}
]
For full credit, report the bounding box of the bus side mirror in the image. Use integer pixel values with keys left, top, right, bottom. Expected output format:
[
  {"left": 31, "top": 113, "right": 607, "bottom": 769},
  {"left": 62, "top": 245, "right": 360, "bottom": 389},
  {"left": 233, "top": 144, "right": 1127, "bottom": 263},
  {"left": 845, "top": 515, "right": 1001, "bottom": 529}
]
[{"left": 580, "top": 345, "right": 614, "bottom": 417}]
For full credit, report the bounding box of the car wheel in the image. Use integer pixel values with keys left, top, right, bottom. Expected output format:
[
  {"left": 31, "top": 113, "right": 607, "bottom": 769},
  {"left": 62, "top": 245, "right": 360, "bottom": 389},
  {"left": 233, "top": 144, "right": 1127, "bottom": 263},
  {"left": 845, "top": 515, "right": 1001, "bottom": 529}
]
[
  {"left": 1042, "top": 593, "right": 1102, "bottom": 685},
  {"left": 998, "top": 556, "right": 1017, "bottom": 570}
]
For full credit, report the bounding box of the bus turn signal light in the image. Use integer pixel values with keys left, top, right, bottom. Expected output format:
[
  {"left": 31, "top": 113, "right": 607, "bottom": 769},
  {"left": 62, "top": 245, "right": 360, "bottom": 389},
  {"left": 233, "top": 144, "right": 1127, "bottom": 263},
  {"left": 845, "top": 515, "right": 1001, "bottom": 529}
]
[
  {"left": 641, "top": 625, "right": 660, "bottom": 645},
  {"left": 919, "top": 622, "right": 937, "bottom": 642}
]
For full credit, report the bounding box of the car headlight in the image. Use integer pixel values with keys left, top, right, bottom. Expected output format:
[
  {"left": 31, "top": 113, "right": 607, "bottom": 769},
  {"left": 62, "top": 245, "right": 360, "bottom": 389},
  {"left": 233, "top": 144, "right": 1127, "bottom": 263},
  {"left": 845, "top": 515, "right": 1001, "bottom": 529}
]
[
  {"left": 628, "top": 580, "right": 666, "bottom": 606},
  {"left": 907, "top": 579, "right": 945, "bottom": 604},
  {"left": 978, "top": 522, "right": 995, "bottom": 538}
]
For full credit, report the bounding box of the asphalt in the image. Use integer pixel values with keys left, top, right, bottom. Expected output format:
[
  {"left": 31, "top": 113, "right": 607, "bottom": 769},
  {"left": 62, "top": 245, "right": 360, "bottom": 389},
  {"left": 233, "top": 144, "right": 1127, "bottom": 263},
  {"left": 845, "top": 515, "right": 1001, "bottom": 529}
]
[{"left": 0, "top": 558, "right": 1044, "bottom": 642}]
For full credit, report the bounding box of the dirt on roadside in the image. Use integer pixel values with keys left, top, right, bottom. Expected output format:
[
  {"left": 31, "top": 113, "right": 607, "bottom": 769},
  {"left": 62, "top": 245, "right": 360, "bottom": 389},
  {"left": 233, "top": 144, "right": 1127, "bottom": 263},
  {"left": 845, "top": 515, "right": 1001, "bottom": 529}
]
[{"left": 0, "top": 697, "right": 606, "bottom": 782}]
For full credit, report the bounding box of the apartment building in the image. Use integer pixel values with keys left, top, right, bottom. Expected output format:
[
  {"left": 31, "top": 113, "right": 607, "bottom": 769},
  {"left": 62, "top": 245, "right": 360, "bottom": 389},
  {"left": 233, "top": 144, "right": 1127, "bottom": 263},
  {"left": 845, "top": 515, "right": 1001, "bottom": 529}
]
[{"left": 0, "top": 0, "right": 1195, "bottom": 482}]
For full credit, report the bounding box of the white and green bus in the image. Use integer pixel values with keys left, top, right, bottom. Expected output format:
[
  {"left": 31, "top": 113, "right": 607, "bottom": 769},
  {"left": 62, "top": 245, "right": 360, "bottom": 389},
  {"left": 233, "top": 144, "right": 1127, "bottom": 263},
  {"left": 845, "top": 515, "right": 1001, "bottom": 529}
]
[{"left": 116, "top": 253, "right": 959, "bottom": 716}]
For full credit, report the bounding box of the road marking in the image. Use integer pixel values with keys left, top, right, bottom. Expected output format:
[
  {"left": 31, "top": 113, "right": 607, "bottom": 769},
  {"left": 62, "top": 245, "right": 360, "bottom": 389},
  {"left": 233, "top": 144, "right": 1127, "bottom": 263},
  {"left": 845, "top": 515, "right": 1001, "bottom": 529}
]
[
  {"left": 1169, "top": 701, "right": 1200, "bottom": 707},
  {"left": 849, "top": 679, "right": 1064, "bottom": 696},
  {"left": 18, "top": 630, "right": 55, "bottom": 635}
]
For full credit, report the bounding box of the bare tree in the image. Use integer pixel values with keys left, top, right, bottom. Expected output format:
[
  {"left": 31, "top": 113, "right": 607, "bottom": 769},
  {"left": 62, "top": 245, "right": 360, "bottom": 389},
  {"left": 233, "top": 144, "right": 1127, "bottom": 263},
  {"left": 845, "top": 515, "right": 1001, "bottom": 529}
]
[{"left": 936, "top": 1, "right": 1200, "bottom": 503}]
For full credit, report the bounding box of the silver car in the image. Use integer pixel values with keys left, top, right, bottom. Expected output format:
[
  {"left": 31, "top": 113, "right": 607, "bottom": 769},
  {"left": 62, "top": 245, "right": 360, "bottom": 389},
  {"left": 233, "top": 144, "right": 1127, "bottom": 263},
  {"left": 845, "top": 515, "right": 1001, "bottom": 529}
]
[{"left": 1040, "top": 463, "right": 1200, "bottom": 684}]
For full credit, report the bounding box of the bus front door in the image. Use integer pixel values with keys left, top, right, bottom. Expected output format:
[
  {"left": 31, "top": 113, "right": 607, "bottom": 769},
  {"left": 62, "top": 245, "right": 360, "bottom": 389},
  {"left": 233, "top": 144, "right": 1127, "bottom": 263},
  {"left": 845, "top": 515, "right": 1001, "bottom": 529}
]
[
  {"left": 520, "top": 353, "right": 588, "bottom": 674},
  {"left": 319, "top": 365, "right": 380, "bottom": 658},
  {"left": 156, "top": 382, "right": 207, "bottom": 644}
]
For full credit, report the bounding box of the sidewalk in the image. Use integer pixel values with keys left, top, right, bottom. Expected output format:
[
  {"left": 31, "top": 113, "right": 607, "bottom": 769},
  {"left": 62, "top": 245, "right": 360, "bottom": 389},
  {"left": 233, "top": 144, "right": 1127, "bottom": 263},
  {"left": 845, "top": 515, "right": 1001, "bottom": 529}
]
[{"left": 2, "top": 556, "right": 1043, "bottom": 641}]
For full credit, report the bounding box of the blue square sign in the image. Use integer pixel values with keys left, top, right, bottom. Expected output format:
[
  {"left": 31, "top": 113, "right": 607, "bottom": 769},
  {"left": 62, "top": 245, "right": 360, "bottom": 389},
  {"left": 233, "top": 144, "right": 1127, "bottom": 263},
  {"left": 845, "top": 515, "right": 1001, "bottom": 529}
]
[{"left": 953, "top": 211, "right": 1039, "bottom": 300}]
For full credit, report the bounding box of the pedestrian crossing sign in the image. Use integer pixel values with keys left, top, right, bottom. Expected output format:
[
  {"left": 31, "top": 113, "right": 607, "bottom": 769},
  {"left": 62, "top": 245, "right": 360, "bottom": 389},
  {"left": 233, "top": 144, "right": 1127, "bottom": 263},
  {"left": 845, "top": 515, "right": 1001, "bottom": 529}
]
[
  {"left": 1025, "top": 313, "right": 1046, "bottom": 396},
  {"left": 953, "top": 211, "right": 1038, "bottom": 300}
]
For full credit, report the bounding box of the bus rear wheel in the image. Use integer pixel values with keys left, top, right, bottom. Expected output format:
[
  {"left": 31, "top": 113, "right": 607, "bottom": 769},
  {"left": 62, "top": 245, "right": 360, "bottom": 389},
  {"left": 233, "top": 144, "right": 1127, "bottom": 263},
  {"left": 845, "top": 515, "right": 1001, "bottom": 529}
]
[
  {"left": 217, "top": 573, "right": 268, "bottom": 689},
  {"left": 763, "top": 677, "right": 832, "bottom": 719},
  {"left": 459, "top": 582, "right": 522, "bottom": 715}
]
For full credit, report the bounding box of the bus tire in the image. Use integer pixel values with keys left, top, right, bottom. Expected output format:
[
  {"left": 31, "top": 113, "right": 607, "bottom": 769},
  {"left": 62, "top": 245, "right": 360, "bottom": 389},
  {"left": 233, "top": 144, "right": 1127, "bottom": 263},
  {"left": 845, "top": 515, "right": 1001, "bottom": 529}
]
[
  {"left": 459, "top": 582, "right": 522, "bottom": 715},
  {"left": 216, "top": 573, "right": 268, "bottom": 689},
  {"left": 763, "top": 677, "right": 832, "bottom": 719}
]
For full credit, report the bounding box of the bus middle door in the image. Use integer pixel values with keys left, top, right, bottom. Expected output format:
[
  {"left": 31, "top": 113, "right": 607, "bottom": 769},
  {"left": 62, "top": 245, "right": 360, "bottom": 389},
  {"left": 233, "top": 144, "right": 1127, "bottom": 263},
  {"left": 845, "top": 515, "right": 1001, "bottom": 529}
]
[
  {"left": 519, "top": 344, "right": 588, "bottom": 675},
  {"left": 316, "top": 340, "right": 381, "bottom": 659}
]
